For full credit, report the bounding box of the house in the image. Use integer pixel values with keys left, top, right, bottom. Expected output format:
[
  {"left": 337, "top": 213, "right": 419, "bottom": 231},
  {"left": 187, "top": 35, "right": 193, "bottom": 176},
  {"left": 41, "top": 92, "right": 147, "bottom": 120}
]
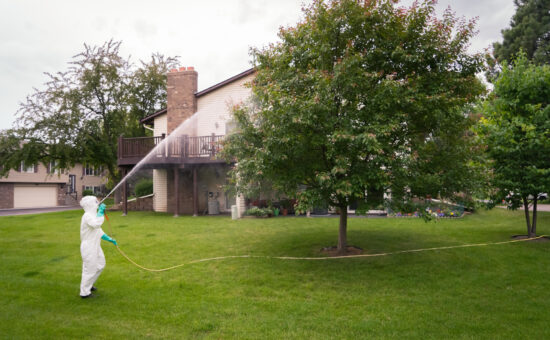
[
  {"left": 0, "top": 162, "right": 107, "bottom": 209},
  {"left": 117, "top": 67, "right": 254, "bottom": 217}
]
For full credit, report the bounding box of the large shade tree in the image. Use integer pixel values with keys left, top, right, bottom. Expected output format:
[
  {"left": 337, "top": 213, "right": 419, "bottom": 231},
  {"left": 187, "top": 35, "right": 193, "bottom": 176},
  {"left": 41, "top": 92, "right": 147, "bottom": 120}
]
[
  {"left": 0, "top": 40, "right": 178, "bottom": 182},
  {"left": 478, "top": 53, "right": 550, "bottom": 238},
  {"left": 224, "top": 0, "right": 485, "bottom": 253},
  {"left": 493, "top": 0, "right": 550, "bottom": 65}
]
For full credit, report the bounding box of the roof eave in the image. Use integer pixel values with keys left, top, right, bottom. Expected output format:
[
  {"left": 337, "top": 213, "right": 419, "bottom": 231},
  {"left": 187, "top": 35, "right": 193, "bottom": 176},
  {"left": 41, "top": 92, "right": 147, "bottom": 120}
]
[
  {"left": 195, "top": 68, "right": 255, "bottom": 98},
  {"left": 140, "top": 108, "right": 167, "bottom": 124}
]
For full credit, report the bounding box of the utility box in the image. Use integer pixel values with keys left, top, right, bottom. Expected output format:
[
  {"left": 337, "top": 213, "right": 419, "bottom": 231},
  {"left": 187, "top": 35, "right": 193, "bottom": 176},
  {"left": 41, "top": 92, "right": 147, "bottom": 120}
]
[
  {"left": 208, "top": 200, "right": 219, "bottom": 215},
  {"left": 231, "top": 205, "right": 238, "bottom": 220}
]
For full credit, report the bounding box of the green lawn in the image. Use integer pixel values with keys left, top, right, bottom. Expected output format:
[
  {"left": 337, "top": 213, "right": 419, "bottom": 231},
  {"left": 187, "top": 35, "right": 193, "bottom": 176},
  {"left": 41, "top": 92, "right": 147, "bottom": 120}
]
[{"left": 1, "top": 209, "right": 549, "bottom": 339}]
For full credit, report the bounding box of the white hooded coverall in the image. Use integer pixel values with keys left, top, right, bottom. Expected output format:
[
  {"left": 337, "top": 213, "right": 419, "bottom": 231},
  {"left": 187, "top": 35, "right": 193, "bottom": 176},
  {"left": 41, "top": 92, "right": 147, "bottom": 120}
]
[{"left": 79, "top": 196, "right": 106, "bottom": 297}]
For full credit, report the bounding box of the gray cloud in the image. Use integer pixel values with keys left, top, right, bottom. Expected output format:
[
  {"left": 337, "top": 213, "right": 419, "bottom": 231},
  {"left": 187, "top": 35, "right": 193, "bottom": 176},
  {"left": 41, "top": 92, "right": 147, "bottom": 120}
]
[
  {"left": 0, "top": 0, "right": 515, "bottom": 130},
  {"left": 134, "top": 19, "right": 158, "bottom": 39}
]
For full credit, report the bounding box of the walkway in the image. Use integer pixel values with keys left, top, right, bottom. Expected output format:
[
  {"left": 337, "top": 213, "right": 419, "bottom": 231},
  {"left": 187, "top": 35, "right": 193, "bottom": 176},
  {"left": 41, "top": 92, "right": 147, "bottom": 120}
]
[{"left": 0, "top": 206, "right": 80, "bottom": 216}]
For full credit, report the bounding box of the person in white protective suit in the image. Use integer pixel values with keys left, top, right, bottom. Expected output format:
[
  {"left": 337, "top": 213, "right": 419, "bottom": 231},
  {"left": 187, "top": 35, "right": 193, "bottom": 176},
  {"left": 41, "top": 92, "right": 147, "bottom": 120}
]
[{"left": 79, "top": 196, "right": 117, "bottom": 298}]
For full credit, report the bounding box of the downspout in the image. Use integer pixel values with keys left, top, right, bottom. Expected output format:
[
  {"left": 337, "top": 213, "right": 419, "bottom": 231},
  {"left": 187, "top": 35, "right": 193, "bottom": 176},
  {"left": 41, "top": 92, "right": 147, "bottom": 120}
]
[{"left": 143, "top": 124, "right": 154, "bottom": 133}]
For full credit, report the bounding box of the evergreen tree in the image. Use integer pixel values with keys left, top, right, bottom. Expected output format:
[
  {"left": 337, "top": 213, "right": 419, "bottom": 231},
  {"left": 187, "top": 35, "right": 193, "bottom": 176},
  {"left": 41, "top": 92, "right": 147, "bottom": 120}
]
[{"left": 493, "top": 0, "right": 550, "bottom": 65}]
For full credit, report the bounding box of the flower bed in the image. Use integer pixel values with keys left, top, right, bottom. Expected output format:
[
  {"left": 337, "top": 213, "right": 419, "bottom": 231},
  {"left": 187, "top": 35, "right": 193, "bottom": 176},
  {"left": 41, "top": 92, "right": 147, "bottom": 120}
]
[{"left": 392, "top": 209, "right": 463, "bottom": 218}]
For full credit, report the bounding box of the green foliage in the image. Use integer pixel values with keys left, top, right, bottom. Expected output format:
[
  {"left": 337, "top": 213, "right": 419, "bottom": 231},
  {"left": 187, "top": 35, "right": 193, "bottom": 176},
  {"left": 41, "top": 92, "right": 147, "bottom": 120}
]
[
  {"left": 493, "top": 0, "right": 550, "bottom": 65},
  {"left": 478, "top": 52, "right": 550, "bottom": 236},
  {"left": 223, "top": 0, "right": 485, "bottom": 249},
  {"left": 82, "top": 189, "right": 94, "bottom": 196},
  {"left": 279, "top": 199, "right": 292, "bottom": 209},
  {"left": 391, "top": 200, "right": 465, "bottom": 219},
  {"left": 102, "top": 197, "right": 115, "bottom": 207},
  {"left": 134, "top": 178, "right": 153, "bottom": 197},
  {"left": 0, "top": 40, "right": 179, "bottom": 182},
  {"left": 245, "top": 207, "right": 273, "bottom": 217}
]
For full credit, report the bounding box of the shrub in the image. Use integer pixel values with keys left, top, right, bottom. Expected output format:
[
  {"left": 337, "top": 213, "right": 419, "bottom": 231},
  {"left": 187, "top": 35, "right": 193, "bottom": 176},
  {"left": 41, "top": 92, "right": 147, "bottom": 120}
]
[
  {"left": 245, "top": 207, "right": 273, "bottom": 217},
  {"left": 135, "top": 179, "right": 153, "bottom": 197},
  {"left": 246, "top": 207, "right": 265, "bottom": 217},
  {"left": 82, "top": 189, "right": 94, "bottom": 196},
  {"left": 280, "top": 199, "right": 291, "bottom": 209}
]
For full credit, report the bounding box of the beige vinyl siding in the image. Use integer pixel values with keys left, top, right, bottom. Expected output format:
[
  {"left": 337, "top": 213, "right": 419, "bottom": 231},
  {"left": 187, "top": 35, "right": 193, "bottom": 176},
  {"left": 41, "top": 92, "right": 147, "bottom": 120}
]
[
  {"left": 153, "top": 169, "right": 168, "bottom": 212},
  {"left": 0, "top": 164, "right": 106, "bottom": 190},
  {"left": 154, "top": 115, "right": 168, "bottom": 136},
  {"left": 71, "top": 164, "right": 108, "bottom": 195},
  {"left": 14, "top": 184, "right": 57, "bottom": 208},
  {"left": 0, "top": 163, "right": 68, "bottom": 184},
  {"left": 0, "top": 162, "right": 107, "bottom": 208},
  {"left": 195, "top": 73, "right": 254, "bottom": 137}
]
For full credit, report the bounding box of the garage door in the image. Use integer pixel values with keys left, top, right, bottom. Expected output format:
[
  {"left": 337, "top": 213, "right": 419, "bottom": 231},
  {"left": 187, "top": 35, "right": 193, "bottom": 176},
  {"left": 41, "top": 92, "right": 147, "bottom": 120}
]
[{"left": 14, "top": 185, "right": 58, "bottom": 208}]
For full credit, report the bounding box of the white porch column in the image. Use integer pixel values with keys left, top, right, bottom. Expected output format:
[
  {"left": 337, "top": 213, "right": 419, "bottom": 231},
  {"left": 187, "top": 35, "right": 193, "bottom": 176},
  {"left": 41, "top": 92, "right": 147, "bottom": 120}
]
[
  {"left": 153, "top": 169, "right": 168, "bottom": 212},
  {"left": 236, "top": 194, "right": 246, "bottom": 218}
]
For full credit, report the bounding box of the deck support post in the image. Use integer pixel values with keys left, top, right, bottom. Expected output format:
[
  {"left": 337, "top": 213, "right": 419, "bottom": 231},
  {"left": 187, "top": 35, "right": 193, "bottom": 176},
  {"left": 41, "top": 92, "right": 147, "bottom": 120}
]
[
  {"left": 122, "top": 168, "right": 128, "bottom": 216},
  {"left": 193, "top": 166, "right": 198, "bottom": 217},
  {"left": 174, "top": 166, "right": 180, "bottom": 217}
]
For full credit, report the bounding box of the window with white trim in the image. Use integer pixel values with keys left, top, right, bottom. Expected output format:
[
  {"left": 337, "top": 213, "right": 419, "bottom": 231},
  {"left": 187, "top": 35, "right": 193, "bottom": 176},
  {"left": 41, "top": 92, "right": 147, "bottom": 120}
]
[
  {"left": 48, "top": 161, "right": 61, "bottom": 175},
  {"left": 84, "top": 165, "right": 103, "bottom": 176},
  {"left": 20, "top": 161, "right": 35, "bottom": 173},
  {"left": 85, "top": 186, "right": 102, "bottom": 194}
]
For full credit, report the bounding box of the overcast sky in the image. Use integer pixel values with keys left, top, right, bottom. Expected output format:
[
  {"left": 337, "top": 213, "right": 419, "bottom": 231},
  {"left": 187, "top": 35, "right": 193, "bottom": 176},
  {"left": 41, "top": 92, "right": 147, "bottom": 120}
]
[{"left": 0, "top": 0, "right": 516, "bottom": 131}]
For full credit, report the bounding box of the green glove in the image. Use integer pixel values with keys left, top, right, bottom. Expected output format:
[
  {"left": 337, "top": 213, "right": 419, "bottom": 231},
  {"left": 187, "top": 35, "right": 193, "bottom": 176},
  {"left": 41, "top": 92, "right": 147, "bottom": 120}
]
[
  {"left": 97, "top": 203, "right": 106, "bottom": 217},
  {"left": 101, "top": 233, "right": 117, "bottom": 246}
]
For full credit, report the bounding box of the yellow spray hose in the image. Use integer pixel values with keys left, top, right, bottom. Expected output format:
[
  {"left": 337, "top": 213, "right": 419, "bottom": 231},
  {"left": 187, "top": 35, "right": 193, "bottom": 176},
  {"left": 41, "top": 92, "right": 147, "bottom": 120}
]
[{"left": 104, "top": 214, "right": 548, "bottom": 273}]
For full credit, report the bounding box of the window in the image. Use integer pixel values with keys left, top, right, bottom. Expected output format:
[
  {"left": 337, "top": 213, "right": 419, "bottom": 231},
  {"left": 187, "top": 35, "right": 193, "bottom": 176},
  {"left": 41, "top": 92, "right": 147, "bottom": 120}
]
[
  {"left": 48, "top": 161, "right": 61, "bottom": 175},
  {"left": 84, "top": 165, "right": 93, "bottom": 176},
  {"left": 20, "top": 161, "right": 35, "bottom": 173},
  {"left": 84, "top": 165, "right": 103, "bottom": 176},
  {"left": 85, "top": 186, "right": 102, "bottom": 194}
]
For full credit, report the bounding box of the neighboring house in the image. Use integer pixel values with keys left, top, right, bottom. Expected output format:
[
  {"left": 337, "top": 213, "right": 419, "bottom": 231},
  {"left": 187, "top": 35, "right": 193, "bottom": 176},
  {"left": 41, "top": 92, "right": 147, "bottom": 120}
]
[
  {"left": 118, "top": 67, "right": 254, "bottom": 216},
  {"left": 0, "top": 162, "right": 108, "bottom": 209}
]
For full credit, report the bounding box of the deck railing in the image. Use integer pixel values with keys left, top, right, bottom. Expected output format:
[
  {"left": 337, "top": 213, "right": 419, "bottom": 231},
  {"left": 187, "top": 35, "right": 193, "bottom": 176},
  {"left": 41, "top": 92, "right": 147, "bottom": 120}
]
[
  {"left": 118, "top": 134, "right": 225, "bottom": 164},
  {"left": 119, "top": 136, "right": 164, "bottom": 158}
]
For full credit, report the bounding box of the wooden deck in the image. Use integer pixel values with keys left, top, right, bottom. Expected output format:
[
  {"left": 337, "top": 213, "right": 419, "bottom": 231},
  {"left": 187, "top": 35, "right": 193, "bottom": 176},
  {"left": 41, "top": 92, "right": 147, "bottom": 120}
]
[{"left": 117, "top": 134, "right": 226, "bottom": 167}]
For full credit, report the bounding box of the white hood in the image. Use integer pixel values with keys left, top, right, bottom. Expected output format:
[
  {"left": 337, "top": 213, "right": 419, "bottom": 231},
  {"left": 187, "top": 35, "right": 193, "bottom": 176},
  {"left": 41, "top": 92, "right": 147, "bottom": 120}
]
[{"left": 80, "top": 195, "right": 99, "bottom": 215}]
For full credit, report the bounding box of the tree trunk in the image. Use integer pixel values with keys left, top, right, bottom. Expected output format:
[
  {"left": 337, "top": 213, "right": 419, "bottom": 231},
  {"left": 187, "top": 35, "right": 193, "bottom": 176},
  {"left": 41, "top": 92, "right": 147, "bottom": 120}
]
[
  {"left": 532, "top": 196, "right": 538, "bottom": 236},
  {"left": 523, "top": 196, "right": 533, "bottom": 237},
  {"left": 338, "top": 206, "right": 348, "bottom": 254}
]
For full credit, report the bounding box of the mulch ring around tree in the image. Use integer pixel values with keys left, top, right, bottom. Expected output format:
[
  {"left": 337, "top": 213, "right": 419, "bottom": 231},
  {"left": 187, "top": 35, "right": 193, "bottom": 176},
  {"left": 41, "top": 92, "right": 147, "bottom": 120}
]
[
  {"left": 511, "top": 235, "right": 550, "bottom": 242},
  {"left": 321, "top": 246, "right": 363, "bottom": 256}
]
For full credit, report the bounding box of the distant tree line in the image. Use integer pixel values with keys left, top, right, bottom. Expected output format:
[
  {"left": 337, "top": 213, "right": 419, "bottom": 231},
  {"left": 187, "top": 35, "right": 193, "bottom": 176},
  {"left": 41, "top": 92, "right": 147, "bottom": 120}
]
[{"left": 0, "top": 40, "right": 179, "bottom": 185}]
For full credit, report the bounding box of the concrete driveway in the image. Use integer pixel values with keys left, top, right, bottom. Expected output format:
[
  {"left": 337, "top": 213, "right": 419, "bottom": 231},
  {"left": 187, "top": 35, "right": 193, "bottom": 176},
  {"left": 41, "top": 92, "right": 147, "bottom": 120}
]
[
  {"left": 0, "top": 206, "right": 80, "bottom": 216},
  {"left": 497, "top": 204, "right": 550, "bottom": 212}
]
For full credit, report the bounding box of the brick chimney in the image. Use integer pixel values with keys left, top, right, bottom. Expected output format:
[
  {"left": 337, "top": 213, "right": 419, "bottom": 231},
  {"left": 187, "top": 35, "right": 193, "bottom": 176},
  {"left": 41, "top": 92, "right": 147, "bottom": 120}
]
[{"left": 166, "top": 67, "right": 198, "bottom": 134}]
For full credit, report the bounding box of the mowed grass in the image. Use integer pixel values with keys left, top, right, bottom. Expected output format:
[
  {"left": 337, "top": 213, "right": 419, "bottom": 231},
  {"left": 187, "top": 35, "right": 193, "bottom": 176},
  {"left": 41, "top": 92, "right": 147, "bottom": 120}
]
[{"left": 1, "top": 208, "right": 550, "bottom": 339}]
